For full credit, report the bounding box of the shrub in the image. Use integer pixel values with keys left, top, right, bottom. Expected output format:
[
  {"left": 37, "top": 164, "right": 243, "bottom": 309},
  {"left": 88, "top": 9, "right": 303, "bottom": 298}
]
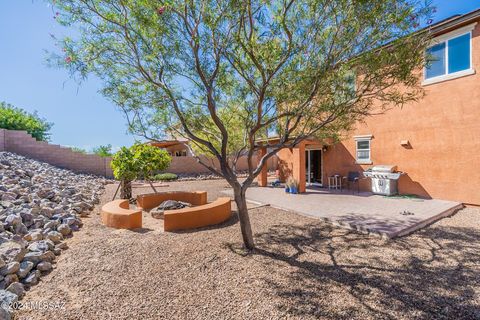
[
  {"left": 92, "top": 144, "right": 113, "bottom": 157},
  {"left": 71, "top": 147, "right": 87, "bottom": 154},
  {"left": 111, "top": 143, "right": 172, "bottom": 199},
  {"left": 154, "top": 173, "right": 178, "bottom": 181},
  {"left": 0, "top": 101, "right": 53, "bottom": 141}
]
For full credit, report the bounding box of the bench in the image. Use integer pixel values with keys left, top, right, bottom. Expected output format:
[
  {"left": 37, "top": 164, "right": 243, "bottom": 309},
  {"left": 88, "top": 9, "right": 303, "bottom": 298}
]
[
  {"left": 101, "top": 199, "right": 142, "bottom": 229},
  {"left": 136, "top": 192, "right": 231, "bottom": 231},
  {"left": 163, "top": 197, "right": 232, "bottom": 231}
]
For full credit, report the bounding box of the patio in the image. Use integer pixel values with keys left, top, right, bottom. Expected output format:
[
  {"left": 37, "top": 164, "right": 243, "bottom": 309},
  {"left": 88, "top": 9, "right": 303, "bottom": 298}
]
[{"left": 228, "top": 186, "right": 463, "bottom": 238}]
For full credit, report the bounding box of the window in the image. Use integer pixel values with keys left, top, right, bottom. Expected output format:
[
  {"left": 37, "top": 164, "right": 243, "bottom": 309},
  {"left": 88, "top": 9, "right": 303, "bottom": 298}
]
[
  {"left": 174, "top": 150, "right": 187, "bottom": 157},
  {"left": 354, "top": 135, "right": 372, "bottom": 164},
  {"left": 424, "top": 24, "right": 476, "bottom": 85}
]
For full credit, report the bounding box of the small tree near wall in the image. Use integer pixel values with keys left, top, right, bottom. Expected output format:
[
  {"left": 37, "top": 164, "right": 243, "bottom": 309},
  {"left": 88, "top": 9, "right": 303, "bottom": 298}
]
[{"left": 111, "top": 143, "right": 171, "bottom": 199}]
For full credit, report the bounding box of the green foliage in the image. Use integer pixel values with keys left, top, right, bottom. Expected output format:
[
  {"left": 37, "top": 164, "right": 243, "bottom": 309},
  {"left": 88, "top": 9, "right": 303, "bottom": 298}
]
[
  {"left": 153, "top": 173, "right": 178, "bottom": 181},
  {"left": 92, "top": 144, "right": 113, "bottom": 157},
  {"left": 50, "top": 0, "right": 433, "bottom": 162},
  {"left": 71, "top": 147, "right": 87, "bottom": 154},
  {"left": 111, "top": 143, "right": 171, "bottom": 181},
  {"left": 0, "top": 102, "right": 53, "bottom": 141}
]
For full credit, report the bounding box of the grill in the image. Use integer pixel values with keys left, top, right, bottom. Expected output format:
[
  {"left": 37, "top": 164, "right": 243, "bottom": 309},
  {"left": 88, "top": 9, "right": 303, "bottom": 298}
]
[{"left": 363, "top": 165, "right": 403, "bottom": 196}]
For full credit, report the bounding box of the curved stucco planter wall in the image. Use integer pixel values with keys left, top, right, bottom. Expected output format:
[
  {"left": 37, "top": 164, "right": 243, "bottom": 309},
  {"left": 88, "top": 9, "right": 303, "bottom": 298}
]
[
  {"left": 137, "top": 191, "right": 232, "bottom": 231},
  {"left": 101, "top": 199, "right": 142, "bottom": 230}
]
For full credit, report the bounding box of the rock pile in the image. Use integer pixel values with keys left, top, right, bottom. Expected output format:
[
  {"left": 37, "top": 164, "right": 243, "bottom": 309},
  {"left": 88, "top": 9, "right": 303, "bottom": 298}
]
[
  {"left": 150, "top": 200, "right": 192, "bottom": 219},
  {"left": 0, "top": 152, "right": 106, "bottom": 318}
]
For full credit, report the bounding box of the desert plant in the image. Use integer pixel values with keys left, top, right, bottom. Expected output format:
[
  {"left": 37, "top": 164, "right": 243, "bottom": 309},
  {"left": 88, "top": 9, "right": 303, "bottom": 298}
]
[
  {"left": 154, "top": 173, "right": 178, "bottom": 181},
  {"left": 0, "top": 101, "right": 53, "bottom": 141},
  {"left": 111, "top": 143, "right": 172, "bottom": 199},
  {"left": 92, "top": 144, "right": 113, "bottom": 157},
  {"left": 71, "top": 147, "right": 87, "bottom": 154}
]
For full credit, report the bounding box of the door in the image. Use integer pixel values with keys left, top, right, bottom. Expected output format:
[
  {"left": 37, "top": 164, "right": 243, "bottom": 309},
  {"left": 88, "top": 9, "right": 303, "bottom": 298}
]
[{"left": 305, "top": 149, "right": 323, "bottom": 186}]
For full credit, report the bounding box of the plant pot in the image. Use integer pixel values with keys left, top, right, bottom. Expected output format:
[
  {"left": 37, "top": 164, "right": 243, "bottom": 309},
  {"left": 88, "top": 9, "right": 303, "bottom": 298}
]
[
  {"left": 289, "top": 187, "right": 298, "bottom": 194},
  {"left": 285, "top": 187, "right": 290, "bottom": 193}
]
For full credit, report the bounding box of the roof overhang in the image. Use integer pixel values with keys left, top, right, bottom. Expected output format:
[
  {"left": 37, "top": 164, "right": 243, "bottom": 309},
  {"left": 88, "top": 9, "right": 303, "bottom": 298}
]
[{"left": 150, "top": 140, "right": 187, "bottom": 148}]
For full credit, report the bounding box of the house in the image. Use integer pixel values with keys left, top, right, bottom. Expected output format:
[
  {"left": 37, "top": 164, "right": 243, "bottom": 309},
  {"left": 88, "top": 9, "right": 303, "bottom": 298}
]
[
  {"left": 150, "top": 138, "right": 278, "bottom": 175},
  {"left": 257, "top": 9, "right": 480, "bottom": 206},
  {"left": 149, "top": 138, "right": 191, "bottom": 157}
]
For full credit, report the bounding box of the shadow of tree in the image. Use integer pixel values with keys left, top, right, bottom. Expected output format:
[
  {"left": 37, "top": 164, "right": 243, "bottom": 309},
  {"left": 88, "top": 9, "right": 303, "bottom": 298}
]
[{"left": 227, "top": 222, "right": 480, "bottom": 319}]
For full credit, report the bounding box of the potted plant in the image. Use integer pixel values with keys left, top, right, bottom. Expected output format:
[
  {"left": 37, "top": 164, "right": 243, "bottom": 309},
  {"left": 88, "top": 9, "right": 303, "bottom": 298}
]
[
  {"left": 289, "top": 178, "right": 299, "bottom": 194},
  {"left": 285, "top": 177, "right": 293, "bottom": 193},
  {"left": 285, "top": 177, "right": 299, "bottom": 194}
]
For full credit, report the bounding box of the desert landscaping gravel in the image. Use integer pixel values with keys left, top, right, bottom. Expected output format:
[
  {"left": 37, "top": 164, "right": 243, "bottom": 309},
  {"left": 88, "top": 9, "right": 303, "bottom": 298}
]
[
  {"left": 14, "top": 179, "right": 480, "bottom": 320},
  {"left": 0, "top": 152, "right": 105, "bottom": 319}
]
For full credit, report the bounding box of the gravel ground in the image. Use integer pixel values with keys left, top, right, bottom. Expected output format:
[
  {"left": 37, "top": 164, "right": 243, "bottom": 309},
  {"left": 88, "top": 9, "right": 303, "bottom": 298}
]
[{"left": 15, "top": 179, "right": 480, "bottom": 320}]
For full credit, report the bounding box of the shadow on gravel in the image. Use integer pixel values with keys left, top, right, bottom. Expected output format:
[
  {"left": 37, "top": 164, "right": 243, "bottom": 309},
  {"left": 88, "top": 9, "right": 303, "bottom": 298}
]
[
  {"left": 131, "top": 227, "right": 155, "bottom": 234},
  {"left": 230, "top": 223, "right": 480, "bottom": 319}
]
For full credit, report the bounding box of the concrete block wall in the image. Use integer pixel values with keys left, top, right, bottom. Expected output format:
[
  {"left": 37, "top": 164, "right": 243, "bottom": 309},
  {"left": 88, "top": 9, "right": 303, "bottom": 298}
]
[
  {"left": 0, "top": 129, "right": 5, "bottom": 151},
  {"left": 0, "top": 129, "right": 113, "bottom": 178},
  {"left": 0, "top": 129, "right": 276, "bottom": 178},
  {"left": 167, "top": 154, "right": 277, "bottom": 174}
]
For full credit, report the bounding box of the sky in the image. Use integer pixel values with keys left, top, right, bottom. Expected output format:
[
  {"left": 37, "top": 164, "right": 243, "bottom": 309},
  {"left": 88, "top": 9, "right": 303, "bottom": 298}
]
[{"left": 0, "top": 0, "right": 479, "bottom": 151}]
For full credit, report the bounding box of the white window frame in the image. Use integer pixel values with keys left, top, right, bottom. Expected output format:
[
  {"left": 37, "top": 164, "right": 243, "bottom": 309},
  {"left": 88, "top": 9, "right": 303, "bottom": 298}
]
[
  {"left": 423, "top": 23, "right": 477, "bottom": 86},
  {"left": 354, "top": 135, "right": 372, "bottom": 164}
]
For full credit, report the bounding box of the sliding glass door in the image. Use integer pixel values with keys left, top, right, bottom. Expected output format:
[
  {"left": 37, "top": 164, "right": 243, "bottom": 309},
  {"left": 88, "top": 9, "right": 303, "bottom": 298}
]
[{"left": 305, "top": 149, "right": 323, "bottom": 186}]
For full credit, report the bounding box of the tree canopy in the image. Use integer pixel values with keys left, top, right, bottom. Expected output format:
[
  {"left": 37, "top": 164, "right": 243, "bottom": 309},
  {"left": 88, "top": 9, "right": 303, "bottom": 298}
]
[
  {"left": 51, "top": 0, "right": 433, "bottom": 248},
  {"left": 0, "top": 101, "right": 53, "bottom": 141},
  {"left": 92, "top": 144, "right": 113, "bottom": 157},
  {"left": 111, "top": 143, "right": 171, "bottom": 182}
]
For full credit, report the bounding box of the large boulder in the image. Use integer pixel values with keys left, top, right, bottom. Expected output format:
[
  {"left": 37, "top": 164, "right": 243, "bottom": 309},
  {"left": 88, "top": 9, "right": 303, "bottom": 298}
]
[
  {"left": 0, "top": 242, "right": 26, "bottom": 263},
  {"left": 157, "top": 200, "right": 192, "bottom": 210}
]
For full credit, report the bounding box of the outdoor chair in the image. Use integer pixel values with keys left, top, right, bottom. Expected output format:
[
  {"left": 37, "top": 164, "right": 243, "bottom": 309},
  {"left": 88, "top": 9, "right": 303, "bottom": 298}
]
[{"left": 346, "top": 171, "right": 361, "bottom": 194}]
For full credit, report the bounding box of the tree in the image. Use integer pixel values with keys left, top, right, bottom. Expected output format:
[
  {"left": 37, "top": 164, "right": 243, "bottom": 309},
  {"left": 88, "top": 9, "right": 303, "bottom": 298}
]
[
  {"left": 0, "top": 101, "right": 53, "bottom": 141},
  {"left": 111, "top": 143, "right": 171, "bottom": 199},
  {"left": 52, "top": 0, "right": 433, "bottom": 249},
  {"left": 92, "top": 144, "right": 113, "bottom": 157}
]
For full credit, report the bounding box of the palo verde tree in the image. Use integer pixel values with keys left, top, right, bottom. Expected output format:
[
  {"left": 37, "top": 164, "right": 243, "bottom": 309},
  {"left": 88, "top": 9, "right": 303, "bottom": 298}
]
[
  {"left": 111, "top": 143, "right": 171, "bottom": 199},
  {"left": 51, "top": 0, "right": 433, "bottom": 249}
]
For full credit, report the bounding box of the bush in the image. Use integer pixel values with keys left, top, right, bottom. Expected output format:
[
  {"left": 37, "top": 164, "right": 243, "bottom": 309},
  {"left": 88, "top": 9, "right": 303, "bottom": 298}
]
[
  {"left": 71, "top": 147, "right": 87, "bottom": 154},
  {"left": 92, "top": 144, "right": 113, "bottom": 157},
  {"left": 0, "top": 101, "right": 53, "bottom": 141},
  {"left": 154, "top": 173, "right": 178, "bottom": 181},
  {"left": 111, "top": 143, "right": 172, "bottom": 199}
]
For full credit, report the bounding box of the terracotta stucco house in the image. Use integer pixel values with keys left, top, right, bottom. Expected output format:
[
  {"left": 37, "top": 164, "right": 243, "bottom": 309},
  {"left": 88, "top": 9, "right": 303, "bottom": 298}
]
[
  {"left": 257, "top": 9, "right": 480, "bottom": 206},
  {"left": 150, "top": 139, "right": 191, "bottom": 157}
]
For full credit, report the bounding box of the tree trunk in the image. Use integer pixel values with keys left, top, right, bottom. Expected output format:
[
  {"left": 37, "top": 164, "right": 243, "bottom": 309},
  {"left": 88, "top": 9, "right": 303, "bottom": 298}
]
[
  {"left": 120, "top": 179, "right": 132, "bottom": 199},
  {"left": 233, "top": 186, "right": 255, "bottom": 250}
]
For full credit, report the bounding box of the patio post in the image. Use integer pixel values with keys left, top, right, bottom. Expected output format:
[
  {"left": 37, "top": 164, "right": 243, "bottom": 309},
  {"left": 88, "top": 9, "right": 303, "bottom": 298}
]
[
  {"left": 257, "top": 146, "right": 268, "bottom": 187},
  {"left": 292, "top": 142, "right": 306, "bottom": 193}
]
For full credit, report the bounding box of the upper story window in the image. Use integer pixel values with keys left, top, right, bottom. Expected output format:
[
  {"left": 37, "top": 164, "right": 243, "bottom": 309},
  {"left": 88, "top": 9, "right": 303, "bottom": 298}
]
[
  {"left": 424, "top": 23, "right": 476, "bottom": 85},
  {"left": 354, "top": 135, "right": 372, "bottom": 164}
]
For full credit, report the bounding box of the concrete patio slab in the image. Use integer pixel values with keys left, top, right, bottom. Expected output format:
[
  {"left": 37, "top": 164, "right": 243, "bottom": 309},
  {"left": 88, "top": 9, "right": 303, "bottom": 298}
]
[{"left": 223, "top": 187, "right": 463, "bottom": 238}]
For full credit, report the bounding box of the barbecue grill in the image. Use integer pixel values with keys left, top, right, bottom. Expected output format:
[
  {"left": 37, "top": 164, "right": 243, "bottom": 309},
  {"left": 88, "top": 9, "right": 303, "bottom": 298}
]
[{"left": 363, "top": 165, "right": 403, "bottom": 196}]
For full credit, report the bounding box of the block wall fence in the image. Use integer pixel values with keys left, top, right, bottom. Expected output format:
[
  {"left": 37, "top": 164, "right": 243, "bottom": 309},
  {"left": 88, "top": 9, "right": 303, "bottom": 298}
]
[
  {"left": 0, "top": 129, "right": 113, "bottom": 178},
  {"left": 0, "top": 129, "right": 277, "bottom": 178}
]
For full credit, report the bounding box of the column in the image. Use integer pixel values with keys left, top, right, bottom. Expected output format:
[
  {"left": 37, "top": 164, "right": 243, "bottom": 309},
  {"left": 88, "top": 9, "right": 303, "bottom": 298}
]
[
  {"left": 292, "top": 142, "right": 306, "bottom": 193},
  {"left": 257, "top": 146, "right": 268, "bottom": 187}
]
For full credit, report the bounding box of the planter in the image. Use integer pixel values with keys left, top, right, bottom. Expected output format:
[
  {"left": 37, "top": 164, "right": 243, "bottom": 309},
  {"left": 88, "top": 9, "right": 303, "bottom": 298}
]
[
  {"left": 289, "top": 187, "right": 298, "bottom": 194},
  {"left": 285, "top": 187, "right": 290, "bottom": 193}
]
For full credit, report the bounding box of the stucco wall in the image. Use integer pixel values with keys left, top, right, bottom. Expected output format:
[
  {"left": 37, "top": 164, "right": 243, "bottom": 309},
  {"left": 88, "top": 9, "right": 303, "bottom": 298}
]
[{"left": 322, "top": 20, "right": 480, "bottom": 204}]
